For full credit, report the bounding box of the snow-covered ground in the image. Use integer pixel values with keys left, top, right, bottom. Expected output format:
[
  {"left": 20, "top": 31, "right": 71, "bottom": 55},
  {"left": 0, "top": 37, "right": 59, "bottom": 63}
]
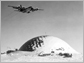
[{"left": 1, "top": 51, "right": 83, "bottom": 62}]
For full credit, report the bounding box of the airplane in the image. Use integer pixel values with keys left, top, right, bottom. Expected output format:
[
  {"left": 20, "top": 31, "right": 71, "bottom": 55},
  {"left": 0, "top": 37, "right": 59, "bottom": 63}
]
[{"left": 8, "top": 5, "right": 43, "bottom": 13}]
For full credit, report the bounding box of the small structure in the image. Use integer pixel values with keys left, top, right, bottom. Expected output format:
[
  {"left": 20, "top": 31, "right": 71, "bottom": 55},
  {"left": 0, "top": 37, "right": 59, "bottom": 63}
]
[
  {"left": 58, "top": 53, "right": 72, "bottom": 58},
  {"left": 6, "top": 49, "right": 18, "bottom": 54}
]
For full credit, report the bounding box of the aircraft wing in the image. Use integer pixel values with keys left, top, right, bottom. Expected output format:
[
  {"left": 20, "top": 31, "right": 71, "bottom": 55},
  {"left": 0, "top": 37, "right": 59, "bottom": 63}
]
[
  {"left": 37, "top": 9, "right": 44, "bottom": 10},
  {"left": 8, "top": 5, "right": 20, "bottom": 9}
]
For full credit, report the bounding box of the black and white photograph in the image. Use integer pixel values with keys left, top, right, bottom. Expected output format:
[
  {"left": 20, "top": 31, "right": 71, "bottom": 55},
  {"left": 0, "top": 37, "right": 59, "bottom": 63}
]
[{"left": 1, "top": 0, "right": 83, "bottom": 62}]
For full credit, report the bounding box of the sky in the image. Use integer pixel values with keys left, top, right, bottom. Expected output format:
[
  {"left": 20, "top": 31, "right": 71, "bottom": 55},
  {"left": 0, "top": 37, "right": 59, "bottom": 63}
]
[{"left": 1, "top": 1, "right": 83, "bottom": 53}]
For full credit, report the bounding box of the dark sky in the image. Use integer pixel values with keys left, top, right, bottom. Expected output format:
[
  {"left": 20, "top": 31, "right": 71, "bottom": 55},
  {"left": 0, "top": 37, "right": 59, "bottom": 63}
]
[{"left": 1, "top": 1, "right": 83, "bottom": 53}]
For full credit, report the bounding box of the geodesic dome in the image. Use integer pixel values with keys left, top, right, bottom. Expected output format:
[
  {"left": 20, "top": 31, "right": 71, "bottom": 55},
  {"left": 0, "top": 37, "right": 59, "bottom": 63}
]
[{"left": 19, "top": 35, "right": 79, "bottom": 54}]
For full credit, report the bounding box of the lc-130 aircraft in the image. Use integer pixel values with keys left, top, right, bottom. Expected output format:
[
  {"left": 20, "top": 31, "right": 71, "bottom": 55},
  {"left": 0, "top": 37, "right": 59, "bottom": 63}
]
[{"left": 8, "top": 5, "right": 43, "bottom": 13}]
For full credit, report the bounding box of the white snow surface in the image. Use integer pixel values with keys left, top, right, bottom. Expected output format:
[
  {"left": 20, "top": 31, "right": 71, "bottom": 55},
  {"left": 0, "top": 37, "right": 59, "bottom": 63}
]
[{"left": 1, "top": 51, "right": 83, "bottom": 62}]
